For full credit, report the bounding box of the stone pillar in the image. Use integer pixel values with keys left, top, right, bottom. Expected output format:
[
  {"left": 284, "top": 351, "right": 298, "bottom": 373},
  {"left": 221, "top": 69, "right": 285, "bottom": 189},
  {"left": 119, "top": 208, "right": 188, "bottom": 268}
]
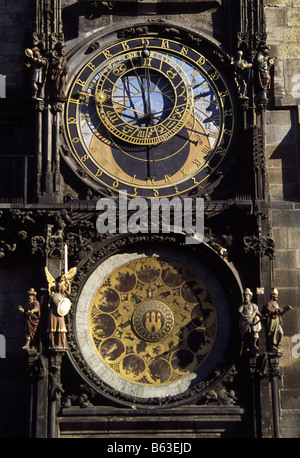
[{"left": 48, "top": 349, "right": 65, "bottom": 438}]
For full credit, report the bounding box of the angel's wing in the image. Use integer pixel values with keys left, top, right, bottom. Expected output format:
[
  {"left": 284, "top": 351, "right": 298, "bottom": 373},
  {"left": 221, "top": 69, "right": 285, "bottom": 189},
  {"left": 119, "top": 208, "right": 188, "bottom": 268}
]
[
  {"left": 62, "top": 267, "right": 77, "bottom": 283},
  {"left": 44, "top": 267, "right": 56, "bottom": 294}
]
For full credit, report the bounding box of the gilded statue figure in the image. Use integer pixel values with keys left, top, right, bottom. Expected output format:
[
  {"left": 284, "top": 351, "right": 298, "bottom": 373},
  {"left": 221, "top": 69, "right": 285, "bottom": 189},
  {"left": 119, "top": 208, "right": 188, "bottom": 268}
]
[
  {"left": 19, "top": 288, "right": 41, "bottom": 349},
  {"left": 231, "top": 50, "right": 252, "bottom": 98},
  {"left": 263, "top": 288, "right": 292, "bottom": 354},
  {"left": 45, "top": 267, "right": 76, "bottom": 349}
]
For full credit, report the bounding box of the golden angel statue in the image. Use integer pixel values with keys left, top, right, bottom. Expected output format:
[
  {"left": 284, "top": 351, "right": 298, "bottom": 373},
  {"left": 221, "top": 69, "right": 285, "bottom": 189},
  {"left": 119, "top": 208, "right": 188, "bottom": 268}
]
[{"left": 45, "top": 266, "right": 77, "bottom": 349}]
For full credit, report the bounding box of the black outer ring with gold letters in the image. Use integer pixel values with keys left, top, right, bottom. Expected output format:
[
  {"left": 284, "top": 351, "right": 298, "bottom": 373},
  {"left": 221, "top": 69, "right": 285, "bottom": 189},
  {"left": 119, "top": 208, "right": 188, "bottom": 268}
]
[{"left": 64, "top": 29, "right": 237, "bottom": 198}]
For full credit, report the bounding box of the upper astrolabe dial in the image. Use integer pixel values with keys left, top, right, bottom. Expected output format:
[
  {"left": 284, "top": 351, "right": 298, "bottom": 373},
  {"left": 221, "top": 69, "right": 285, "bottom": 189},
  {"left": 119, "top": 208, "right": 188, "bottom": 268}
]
[
  {"left": 65, "top": 35, "right": 235, "bottom": 197},
  {"left": 94, "top": 45, "right": 193, "bottom": 146},
  {"left": 88, "top": 257, "right": 218, "bottom": 388}
]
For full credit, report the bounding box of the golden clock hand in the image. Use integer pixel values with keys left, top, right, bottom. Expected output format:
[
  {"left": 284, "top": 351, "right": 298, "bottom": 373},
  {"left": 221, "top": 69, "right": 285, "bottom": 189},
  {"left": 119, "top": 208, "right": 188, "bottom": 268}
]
[
  {"left": 142, "top": 45, "right": 153, "bottom": 127},
  {"left": 129, "top": 61, "right": 150, "bottom": 117}
]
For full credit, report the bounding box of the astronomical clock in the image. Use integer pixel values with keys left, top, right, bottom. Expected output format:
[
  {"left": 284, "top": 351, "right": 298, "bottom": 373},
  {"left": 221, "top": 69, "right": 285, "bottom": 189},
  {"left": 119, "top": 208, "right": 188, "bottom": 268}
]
[
  {"left": 63, "top": 26, "right": 237, "bottom": 198},
  {"left": 66, "top": 239, "right": 240, "bottom": 407},
  {"left": 62, "top": 23, "right": 241, "bottom": 409}
]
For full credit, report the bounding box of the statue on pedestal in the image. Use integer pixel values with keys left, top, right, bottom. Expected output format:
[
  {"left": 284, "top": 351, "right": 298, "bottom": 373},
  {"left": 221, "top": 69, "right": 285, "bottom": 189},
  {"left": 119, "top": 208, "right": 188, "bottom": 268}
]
[
  {"left": 263, "top": 288, "right": 292, "bottom": 354},
  {"left": 25, "top": 47, "right": 48, "bottom": 100},
  {"left": 231, "top": 50, "right": 252, "bottom": 99},
  {"left": 45, "top": 266, "right": 76, "bottom": 350},
  {"left": 238, "top": 288, "right": 261, "bottom": 353},
  {"left": 50, "top": 43, "right": 69, "bottom": 102},
  {"left": 19, "top": 288, "right": 41, "bottom": 349},
  {"left": 254, "top": 44, "right": 277, "bottom": 106}
]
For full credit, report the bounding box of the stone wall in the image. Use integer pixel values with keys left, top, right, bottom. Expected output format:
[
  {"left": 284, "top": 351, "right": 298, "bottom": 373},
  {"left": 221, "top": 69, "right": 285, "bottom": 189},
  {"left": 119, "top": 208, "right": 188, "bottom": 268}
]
[
  {"left": 265, "top": 2, "right": 300, "bottom": 438},
  {"left": 265, "top": 1, "right": 300, "bottom": 107},
  {"left": 0, "top": 0, "right": 34, "bottom": 90},
  {"left": 0, "top": 263, "right": 34, "bottom": 437},
  {"left": 271, "top": 202, "right": 300, "bottom": 437}
]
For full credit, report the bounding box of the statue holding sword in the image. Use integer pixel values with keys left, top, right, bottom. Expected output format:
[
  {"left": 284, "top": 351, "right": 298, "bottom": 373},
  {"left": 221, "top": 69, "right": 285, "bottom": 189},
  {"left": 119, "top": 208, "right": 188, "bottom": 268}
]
[{"left": 45, "top": 245, "right": 76, "bottom": 349}]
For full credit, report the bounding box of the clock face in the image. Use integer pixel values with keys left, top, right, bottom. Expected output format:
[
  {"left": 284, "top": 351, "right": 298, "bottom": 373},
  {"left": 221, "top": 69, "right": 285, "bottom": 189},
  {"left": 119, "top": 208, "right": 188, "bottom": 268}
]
[
  {"left": 88, "top": 257, "right": 218, "bottom": 388},
  {"left": 65, "top": 35, "right": 235, "bottom": 197},
  {"left": 70, "top": 244, "right": 235, "bottom": 406}
]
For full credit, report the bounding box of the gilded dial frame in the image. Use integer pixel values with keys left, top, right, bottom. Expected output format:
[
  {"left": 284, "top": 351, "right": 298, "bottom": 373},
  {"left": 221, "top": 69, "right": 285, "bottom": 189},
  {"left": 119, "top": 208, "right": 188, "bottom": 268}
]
[
  {"left": 64, "top": 31, "right": 236, "bottom": 198},
  {"left": 67, "top": 238, "right": 240, "bottom": 408}
]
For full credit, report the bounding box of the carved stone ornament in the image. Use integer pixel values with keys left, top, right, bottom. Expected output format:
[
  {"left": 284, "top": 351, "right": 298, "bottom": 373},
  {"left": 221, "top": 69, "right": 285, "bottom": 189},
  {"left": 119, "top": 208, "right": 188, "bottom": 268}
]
[{"left": 243, "top": 235, "right": 275, "bottom": 259}]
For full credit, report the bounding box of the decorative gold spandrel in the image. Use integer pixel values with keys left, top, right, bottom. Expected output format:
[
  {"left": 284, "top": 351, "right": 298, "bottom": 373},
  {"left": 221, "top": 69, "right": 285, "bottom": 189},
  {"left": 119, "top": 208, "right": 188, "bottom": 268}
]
[{"left": 89, "top": 257, "right": 217, "bottom": 386}]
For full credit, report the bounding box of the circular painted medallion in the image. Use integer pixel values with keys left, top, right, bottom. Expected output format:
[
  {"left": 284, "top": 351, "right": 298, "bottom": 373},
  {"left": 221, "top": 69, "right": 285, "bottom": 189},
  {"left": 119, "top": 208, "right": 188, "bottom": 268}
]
[
  {"left": 132, "top": 299, "right": 174, "bottom": 342},
  {"left": 88, "top": 256, "right": 218, "bottom": 388}
]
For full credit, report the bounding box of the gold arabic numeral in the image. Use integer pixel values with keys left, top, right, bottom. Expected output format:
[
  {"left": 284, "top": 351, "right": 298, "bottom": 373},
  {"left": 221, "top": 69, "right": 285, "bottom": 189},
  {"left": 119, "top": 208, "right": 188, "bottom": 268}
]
[
  {"left": 136, "top": 129, "right": 146, "bottom": 138},
  {"left": 87, "top": 62, "right": 96, "bottom": 71},
  {"left": 180, "top": 46, "right": 189, "bottom": 56},
  {"left": 142, "top": 38, "right": 150, "bottom": 48},
  {"left": 133, "top": 187, "right": 138, "bottom": 196},
  {"left": 106, "top": 110, "right": 120, "bottom": 124},
  {"left": 121, "top": 41, "right": 130, "bottom": 51},
  {"left": 174, "top": 185, "right": 180, "bottom": 194},
  {"left": 103, "top": 49, "right": 113, "bottom": 59},
  {"left": 191, "top": 176, "right": 198, "bottom": 185},
  {"left": 216, "top": 146, "right": 226, "bottom": 157},
  {"left": 196, "top": 56, "right": 206, "bottom": 66},
  {"left": 121, "top": 125, "right": 136, "bottom": 137},
  {"left": 76, "top": 79, "right": 86, "bottom": 88},
  {"left": 161, "top": 39, "right": 170, "bottom": 49},
  {"left": 147, "top": 177, "right": 156, "bottom": 186},
  {"left": 113, "top": 180, "right": 119, "bottom": 188},
  {"left": 80, "top": 154, "right": 89, "bottom": 162},
  {"left": 95, "top": 168, "right": 103, "bottom": 177},
  {"left": 153, "top": 188, "right": 159, "bottom": 197}
]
